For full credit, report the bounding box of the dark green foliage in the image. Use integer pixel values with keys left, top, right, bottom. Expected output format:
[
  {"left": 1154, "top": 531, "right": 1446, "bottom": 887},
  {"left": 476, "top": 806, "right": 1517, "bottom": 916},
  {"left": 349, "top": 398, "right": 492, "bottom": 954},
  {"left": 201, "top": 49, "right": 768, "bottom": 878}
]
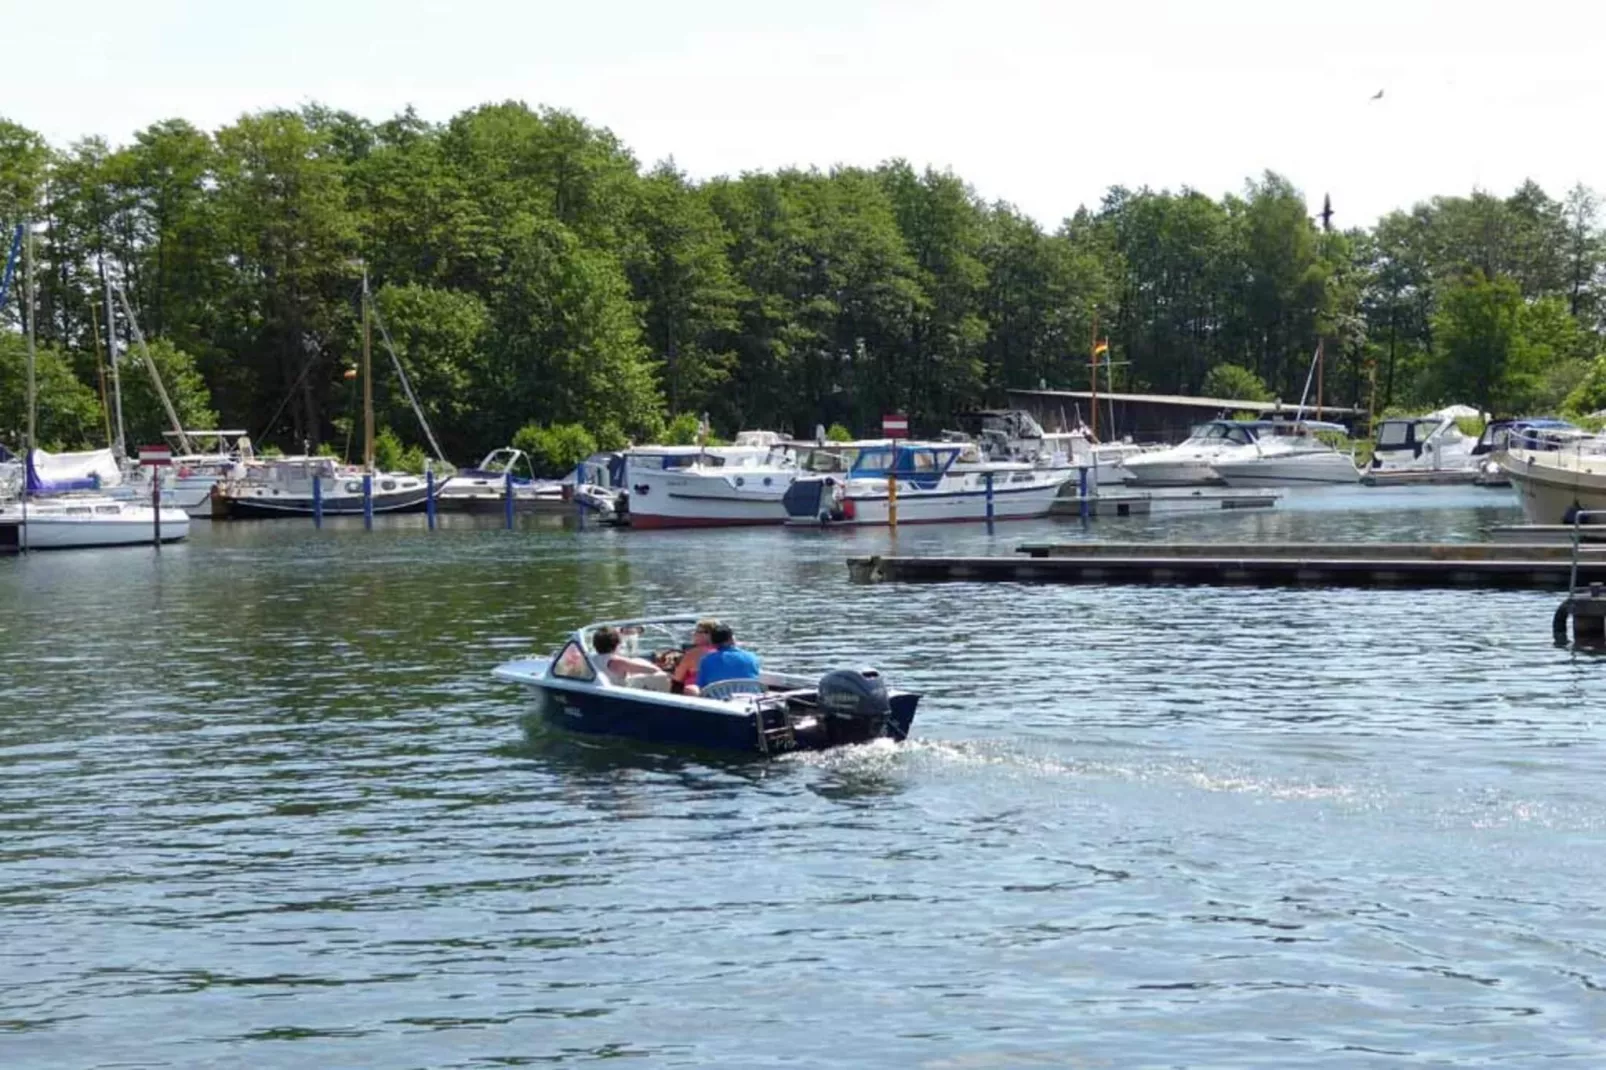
[
  {"left": 0, "top": 102, "right": 1602, "bottom": 458},
  {"left": 511, "top": 421, "right": 597, "bottom": 476}
]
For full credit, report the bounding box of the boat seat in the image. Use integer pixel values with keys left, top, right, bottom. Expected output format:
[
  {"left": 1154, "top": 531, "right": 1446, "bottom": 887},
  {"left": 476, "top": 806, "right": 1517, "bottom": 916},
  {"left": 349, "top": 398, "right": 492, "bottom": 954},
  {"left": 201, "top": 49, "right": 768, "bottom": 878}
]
[{"left": 700, "top": 678, "right": 767, "bottom": 701}]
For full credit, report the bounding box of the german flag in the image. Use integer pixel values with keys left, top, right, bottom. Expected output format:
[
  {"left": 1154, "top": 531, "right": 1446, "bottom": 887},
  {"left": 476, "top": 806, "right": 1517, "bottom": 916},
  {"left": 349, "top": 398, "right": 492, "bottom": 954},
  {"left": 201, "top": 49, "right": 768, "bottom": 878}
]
[{"left": 1092, "top": 340, "right": 1109, "bottom": 357}]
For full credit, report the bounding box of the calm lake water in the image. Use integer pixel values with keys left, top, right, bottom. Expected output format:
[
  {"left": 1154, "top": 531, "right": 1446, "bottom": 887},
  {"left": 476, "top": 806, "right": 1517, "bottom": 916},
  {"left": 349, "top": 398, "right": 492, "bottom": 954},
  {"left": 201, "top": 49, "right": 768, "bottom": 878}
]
[{"left": 5, "top": 486, "right": 1606, "bottom": 1068}]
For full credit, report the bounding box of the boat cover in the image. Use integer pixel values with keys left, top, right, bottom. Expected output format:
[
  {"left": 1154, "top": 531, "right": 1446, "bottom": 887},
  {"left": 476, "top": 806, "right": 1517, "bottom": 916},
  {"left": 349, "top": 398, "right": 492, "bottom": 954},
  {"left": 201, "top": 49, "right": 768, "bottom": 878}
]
[{"left": 27, "top": 448, "right": 123, "bottom": 493}]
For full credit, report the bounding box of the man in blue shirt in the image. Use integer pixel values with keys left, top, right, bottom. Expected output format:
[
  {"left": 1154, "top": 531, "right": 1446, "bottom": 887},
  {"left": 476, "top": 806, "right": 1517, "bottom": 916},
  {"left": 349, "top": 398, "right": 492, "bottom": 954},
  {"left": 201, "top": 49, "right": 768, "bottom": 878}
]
[{"left": 696, "top": 623, "right": 762, "bottom": 689}]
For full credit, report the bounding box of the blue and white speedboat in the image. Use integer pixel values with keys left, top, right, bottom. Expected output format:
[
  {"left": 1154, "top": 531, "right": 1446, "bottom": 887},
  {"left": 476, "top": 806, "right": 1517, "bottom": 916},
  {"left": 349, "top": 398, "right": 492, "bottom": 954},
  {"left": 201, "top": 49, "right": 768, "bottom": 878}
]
[{"left": 493, "top": 615, "right": 920, "bottom": 755}]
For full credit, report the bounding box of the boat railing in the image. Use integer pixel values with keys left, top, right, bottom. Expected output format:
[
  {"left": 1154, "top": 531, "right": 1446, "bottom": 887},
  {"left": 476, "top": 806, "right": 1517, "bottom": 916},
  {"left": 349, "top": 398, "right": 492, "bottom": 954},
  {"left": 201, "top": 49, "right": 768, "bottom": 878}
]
[{"left": 1566, "top": 509, "right": 1606, "bottom": 598}]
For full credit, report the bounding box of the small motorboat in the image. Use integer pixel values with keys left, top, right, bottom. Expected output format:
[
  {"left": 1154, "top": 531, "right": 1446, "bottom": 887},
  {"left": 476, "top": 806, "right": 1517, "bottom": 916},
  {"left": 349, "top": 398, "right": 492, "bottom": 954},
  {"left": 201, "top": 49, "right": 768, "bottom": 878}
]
[{"left": 493, "top": 615, "right": 920, "bottom": 755}]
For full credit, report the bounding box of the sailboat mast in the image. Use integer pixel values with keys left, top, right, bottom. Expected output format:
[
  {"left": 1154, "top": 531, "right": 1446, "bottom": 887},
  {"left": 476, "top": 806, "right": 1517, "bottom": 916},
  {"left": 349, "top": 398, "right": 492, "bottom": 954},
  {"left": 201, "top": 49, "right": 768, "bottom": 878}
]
[
  {"left": 362, "top": 266, "right": 375, "bottom": 472},
  {"left": 24, "top": 222, "right": 35, "bottom": 453},
  {"left": 102, "top": 271, "right": 127, "bottom": 462}
]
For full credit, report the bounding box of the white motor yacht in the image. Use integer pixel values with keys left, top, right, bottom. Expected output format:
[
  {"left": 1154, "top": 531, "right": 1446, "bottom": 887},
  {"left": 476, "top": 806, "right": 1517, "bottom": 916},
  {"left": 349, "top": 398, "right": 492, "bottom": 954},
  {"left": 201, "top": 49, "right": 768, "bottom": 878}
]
[
  {"left": 1496, "top": 440, "right": 1606, "bottom": 524},
  {"left": 620, "top": 431, "right": 796, "bottom": 529},
  {"left": 1210, "top": 420, "right": 1361, "bottom": 486},
  {"left": 435, "top": 447, "right": 569, "bottom": 513},
  {"left": 1366, "top": 413, "right": 1477, "bottom": 477},
  {"left": 782, "top": 440, "right": 1073, "bottom": 525},
  {"left": 1121, "top": 420, "right": 1265, "bottom": 486}
]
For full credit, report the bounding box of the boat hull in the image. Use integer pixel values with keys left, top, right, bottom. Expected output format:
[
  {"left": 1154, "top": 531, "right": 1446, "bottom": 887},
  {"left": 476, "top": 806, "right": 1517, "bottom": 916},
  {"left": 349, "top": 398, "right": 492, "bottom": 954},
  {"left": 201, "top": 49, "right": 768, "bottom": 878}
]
[
  {"left": 1499, "top": 449, "right": 1606, "bottom": 524},
  {"left": 1212, "top": 454, "right": 1360, "bottom": 486},
  {"left": 212, "top": 481, "right": 437, "bottom": 518},
  {"left": 786, "top": 472, "right": 1071, "bottom": 526},
  {"left": 623, "top": 468, "right": 792, "bottom": 529},
  {"left": 3, "top": 504, "right": 191, "bottom": 549},
  {"left": 496, "top": 664, "right": 918, "bottom": 754},
  {"left": 1122, "top": 458, "right": 1227, "bottom": 487}
]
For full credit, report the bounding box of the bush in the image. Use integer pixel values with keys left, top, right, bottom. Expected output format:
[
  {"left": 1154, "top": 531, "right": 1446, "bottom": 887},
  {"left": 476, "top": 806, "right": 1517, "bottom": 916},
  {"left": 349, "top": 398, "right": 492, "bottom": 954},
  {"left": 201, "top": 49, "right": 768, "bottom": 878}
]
[
  {"left": 1562, "top": 354, "right": 1606, "bottom": 419},
  {"left": 661, "top": 412, "right": 704, "bottom": 445},
  {"left": 511, "top": 422, "right": 599, "bottom": 476},
  {"left": 825, "top": 423, "right": 854, "bottom": 442},
  {"left": 1202, "top": 363, "right": 1272, "bottom": 403},
  {"left": 373, "top": 427, "right": 429, "bottom": 473}
]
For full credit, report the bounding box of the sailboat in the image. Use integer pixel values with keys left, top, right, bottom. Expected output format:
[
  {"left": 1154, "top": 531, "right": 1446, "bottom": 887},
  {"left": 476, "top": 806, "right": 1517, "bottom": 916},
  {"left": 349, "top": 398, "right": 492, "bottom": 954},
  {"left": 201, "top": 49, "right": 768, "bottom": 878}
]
[
  {"left": 210, "top": 264, "right": 449, "bottom": 518},
  {"left": 0, "top": 222, "right": 190, "bottom": 549}
]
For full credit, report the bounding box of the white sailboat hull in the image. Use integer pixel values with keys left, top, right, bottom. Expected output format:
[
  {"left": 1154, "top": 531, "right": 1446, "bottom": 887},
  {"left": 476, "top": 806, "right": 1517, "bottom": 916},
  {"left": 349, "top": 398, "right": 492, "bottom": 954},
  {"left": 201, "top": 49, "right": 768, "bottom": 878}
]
[{"left": 2, "top": 499, "right": 191, "bottom": 549}]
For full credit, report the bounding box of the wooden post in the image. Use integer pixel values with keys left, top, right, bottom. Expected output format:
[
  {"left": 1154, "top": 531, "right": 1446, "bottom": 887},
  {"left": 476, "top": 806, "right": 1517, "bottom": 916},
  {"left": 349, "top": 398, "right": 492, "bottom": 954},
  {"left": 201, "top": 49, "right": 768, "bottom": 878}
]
[
  {"left": 887, "top": 470, "right": 898, "bottom": 529},
  {"left": 426, "top": 466, "right": 436, "bottom": 531}
]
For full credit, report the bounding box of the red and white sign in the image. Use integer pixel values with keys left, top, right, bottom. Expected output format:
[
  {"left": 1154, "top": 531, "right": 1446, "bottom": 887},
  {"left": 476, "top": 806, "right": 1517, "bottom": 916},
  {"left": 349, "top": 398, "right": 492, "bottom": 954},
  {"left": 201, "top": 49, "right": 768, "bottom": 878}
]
[
  {"left": 882, "top": 413, "right": 909, "bottom": 439},
  {"left": 137, "top": 445, "right": 173, "bottom": 467}
]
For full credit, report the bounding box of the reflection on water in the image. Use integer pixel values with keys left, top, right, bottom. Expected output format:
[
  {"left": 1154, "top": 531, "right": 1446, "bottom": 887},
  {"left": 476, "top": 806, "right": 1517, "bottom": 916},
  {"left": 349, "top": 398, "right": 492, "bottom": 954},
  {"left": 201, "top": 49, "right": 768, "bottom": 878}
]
[{"left": 5, "top": 487, "right": 1606, "bottom": 1067}]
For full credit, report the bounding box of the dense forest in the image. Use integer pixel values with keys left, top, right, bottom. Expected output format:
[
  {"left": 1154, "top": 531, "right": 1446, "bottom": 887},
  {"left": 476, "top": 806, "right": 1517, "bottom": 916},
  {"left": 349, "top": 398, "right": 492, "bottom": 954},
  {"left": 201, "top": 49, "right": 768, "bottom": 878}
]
[{"left": 1, "top": 102, "right": 1603, "bottom": 470}]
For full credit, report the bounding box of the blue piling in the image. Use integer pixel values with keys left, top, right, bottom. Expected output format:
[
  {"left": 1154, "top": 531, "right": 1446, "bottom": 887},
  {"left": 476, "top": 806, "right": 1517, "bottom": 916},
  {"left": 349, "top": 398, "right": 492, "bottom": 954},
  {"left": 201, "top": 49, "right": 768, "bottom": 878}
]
[
  {"left": 504, "top": 469, "right": 515, "bottom": 530},
  {"left": 984, "top": 470, "right": 995, "bottom": 525},
  {"left": 312, "top": 474, "right": 323, "bottom": 529},
  {"left": 363, "top": 473, "right": 374, "bottom": 531},
  {"left": 1078, "top": 465, "right": 1090, "bottom": 521},
  {"left": 426, "top": 468, "right": 436, "bottom": 531}
]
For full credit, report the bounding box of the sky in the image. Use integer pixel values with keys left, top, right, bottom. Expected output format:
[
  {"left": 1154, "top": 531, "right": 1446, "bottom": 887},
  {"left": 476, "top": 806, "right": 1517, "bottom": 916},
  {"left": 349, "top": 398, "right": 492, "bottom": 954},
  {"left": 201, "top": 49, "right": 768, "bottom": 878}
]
[{"left": 7, "top": 0, "right": 1604, "bottom": 228}]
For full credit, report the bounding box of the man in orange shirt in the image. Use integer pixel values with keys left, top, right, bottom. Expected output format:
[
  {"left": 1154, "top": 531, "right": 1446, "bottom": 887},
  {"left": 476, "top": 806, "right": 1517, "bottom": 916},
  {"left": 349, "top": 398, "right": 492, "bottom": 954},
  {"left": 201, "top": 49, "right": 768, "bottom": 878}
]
[{"left": 670, "top": 619, "right": 719, "bottom": 695}]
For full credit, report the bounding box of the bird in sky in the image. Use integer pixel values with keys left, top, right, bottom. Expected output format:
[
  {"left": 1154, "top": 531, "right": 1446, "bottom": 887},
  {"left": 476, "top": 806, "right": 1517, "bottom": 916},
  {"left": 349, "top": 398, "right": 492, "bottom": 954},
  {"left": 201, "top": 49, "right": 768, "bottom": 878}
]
[{"left": 1370, "top": 88, "right": 1385, "bottom": 101}]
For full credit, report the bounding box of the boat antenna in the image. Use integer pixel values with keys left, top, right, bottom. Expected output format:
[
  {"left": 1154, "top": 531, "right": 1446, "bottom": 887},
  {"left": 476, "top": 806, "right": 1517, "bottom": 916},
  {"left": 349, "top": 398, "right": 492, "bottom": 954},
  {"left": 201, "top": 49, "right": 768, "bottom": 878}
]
[
  {"left": 364, "top": 275, "right": 449, "bottom": 465},
  {"left": 114, "top": 286, "right": 192, "bottom": 455}
]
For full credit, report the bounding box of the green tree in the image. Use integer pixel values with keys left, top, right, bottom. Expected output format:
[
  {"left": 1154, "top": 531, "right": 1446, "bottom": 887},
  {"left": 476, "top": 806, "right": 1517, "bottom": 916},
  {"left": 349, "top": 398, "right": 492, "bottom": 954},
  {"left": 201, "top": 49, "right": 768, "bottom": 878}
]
[
  {"left": 117, "top": 337, "right": 218, "bottom": 447},
  {"left": 1431, "top": 271, "right": 1530, "bottom": 415},
  {"left": 1202, "top": 362, "right": 1271, "bottom": 401},
  {"left": 371, "top": 282, "right": 489, "bottom": 460},
  {"left": 511, "top": 421, "right": 597, "bottom": 475},
  {"left": 0, "top": 334, "right": 103, "bottom": 450}
]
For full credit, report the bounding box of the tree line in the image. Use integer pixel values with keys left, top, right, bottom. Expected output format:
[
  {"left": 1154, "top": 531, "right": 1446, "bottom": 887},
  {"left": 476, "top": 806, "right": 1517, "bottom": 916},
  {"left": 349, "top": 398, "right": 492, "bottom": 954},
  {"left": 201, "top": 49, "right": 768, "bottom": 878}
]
[{"left": 1, "top": 102, "right": 1602, "bottom": 467}]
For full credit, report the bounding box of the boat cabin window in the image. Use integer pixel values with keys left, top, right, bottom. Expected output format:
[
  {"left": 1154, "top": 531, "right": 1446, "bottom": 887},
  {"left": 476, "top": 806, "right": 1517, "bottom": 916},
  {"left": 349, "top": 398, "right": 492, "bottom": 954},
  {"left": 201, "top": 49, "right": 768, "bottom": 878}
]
[
  {"left": 1377, "top": 421, "right": 1413, "bottom": 448},
  {"left": 551, "top": 640, "right": 596, "bottom": 681},
  {"left": 850, "top": 448, "right": 897, "bottom": 476}
]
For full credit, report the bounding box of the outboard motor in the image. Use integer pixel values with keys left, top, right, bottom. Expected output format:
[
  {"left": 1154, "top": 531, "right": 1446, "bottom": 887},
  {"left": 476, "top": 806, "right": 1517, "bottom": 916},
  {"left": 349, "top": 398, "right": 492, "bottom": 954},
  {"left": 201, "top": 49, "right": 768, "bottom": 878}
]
[{"left": 816, "top": 668, "right": 892, "bottom": 744}]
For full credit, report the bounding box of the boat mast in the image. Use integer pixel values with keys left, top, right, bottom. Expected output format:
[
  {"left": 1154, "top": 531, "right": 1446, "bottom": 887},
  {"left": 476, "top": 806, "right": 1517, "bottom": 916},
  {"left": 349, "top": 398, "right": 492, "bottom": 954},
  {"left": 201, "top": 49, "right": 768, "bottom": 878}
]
[
  {"left": 24, "top": 221, "right": 35, "bottom": 456},
  {"left": 102, "top": 271, "right": 127, "bottom": 463},
  {"left": 115, "top": 286, "right": 192, "bottom": 455},
  {"left": 1088, "top": 312, "right": 1099, "bottom": 442},
  {"left": 362, "top": 264, "right": 375, "bottom": 472}
]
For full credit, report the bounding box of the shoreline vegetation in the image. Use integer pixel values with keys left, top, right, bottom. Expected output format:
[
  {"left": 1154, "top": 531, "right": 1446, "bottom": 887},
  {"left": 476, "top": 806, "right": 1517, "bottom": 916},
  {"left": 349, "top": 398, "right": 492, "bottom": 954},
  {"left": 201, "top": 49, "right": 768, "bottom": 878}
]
[{"left": 1, "top": 103, "right": 1603, "bottom": 476}]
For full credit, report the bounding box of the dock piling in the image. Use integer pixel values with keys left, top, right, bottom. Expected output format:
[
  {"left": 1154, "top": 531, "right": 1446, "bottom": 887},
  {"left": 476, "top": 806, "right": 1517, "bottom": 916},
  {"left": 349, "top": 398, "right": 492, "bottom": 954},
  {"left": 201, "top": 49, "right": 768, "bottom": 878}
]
[
  {"left": 505, "top": 469, "right": 515, "bottom": 530},
  {"left": 426, "top": 467, "right": 436, "bottom": 531},
  {"left": 887, "top": 472, "right": 897, "bottom": 529},
  {"left": 984, "top": 471, "right": 994, "bottom": 525},
  {"left": 1078, "top": 466, "right": 1089, "bottom": 521},
  {"left": 362, "top": 473, "right": 373, "bottom": 531},
  {"left": 152, "top": 475, "right": 161, "bottom": 547},
  {"left": 312, "top": 474, "right": 323, "bottom": 528}
]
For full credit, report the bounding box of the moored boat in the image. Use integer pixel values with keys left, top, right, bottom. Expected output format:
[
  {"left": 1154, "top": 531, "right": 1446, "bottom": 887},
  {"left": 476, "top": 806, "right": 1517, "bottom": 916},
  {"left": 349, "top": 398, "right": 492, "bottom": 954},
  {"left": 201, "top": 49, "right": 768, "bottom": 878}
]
[
  {"left": 1496, "top": 442, "right": 1606, "bottom": 524},
  {"left": 494, "top": 615, "right": 919, "bottom": 754},
  {"left": 618, "top": 431, "right": 796, "bottom": 529},
  {"left": 1121, "top": 419, "right": 1262, "bottom": 486},
  {"left": 1210, "top": 420, "right": 1360, "bottom": 486},
  {"left": 210, "top": 457, "right": 442, "bottom": 518},
  {"left": 782, "top": 440, "right": 1072, "bottom": 525},
  {"left": 435, "top": 447, "right": 569, "bottom": 513}
]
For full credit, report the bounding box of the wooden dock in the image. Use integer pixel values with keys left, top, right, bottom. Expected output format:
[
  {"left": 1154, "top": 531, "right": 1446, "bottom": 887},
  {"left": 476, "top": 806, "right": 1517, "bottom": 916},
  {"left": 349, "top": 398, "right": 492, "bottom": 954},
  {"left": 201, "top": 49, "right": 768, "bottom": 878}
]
[
  {"left": 1359, "top": 469, "right": 1483, "bottom": 487},
  {"left": 1488, "top": 524, "right": 1606, "bottom": 544},
  {"left": 1049, "top": 488, "right": 1279, "bottom": 518},
  {"left": 847, "top": 541, "right": 1606, "bottom": 590}
]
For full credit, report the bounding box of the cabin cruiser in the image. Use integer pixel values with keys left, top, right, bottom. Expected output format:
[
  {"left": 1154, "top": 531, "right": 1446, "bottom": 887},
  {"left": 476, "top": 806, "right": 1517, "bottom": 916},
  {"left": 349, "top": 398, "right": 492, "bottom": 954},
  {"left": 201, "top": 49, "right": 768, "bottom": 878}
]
[
  {"left": 210, "top": 456, "right": 444, "bottom": 518},
  {"left": 1367, "top": 413, "right": 1477, "bottom": 477},
  {"left": 1, "top": 447, "right": 190, "bottom": 548},
  {"left": 1471, "top": 418, "right": 1586, "bottom": 486},
  {"left": 435, "top": 447, "right": 568, "bottom": 513},
  {"left": 1039, "top": 431, "right": 1146, "bottom": 487},
  {"left": 618, "top": 431, "right": 797, "bottom": 529},
  {"left": 119, "top": 430, "right": 254, "bottom": 518},
  {"left": 782, "top": 440, "right": 1073, "bottom": 525},
  {"left": 1210, "top": 420, "right": 1360, "bottom": 486},
  {"left": 1496, "top": 438, "right": 1606, "bottom": 524},
  {"left": 1121, "top": 419, "right": 1266, "bottom": 486},
  {"left": 493, "top": 615, "right": 919, "bottom": 754}
]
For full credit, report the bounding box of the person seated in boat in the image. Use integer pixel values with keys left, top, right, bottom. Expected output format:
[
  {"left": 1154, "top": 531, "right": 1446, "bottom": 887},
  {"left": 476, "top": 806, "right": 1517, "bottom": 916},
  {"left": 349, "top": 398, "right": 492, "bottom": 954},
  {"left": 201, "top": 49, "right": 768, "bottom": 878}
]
[
  {"left": 668, "top": 618, "right": 719, "bottom": 696},
  {"left": 696, "top": 623, "right": 762, "bottom": 691},
  {"left": 589, "top": 626, "right": 671, "bottom": 691}
]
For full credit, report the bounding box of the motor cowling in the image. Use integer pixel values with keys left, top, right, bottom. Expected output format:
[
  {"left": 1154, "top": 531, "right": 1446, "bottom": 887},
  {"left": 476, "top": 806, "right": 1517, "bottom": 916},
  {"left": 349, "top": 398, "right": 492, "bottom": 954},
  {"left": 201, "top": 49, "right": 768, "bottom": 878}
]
[{"left": 816, "top": 668, "right": 893, "bottom": 744}]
